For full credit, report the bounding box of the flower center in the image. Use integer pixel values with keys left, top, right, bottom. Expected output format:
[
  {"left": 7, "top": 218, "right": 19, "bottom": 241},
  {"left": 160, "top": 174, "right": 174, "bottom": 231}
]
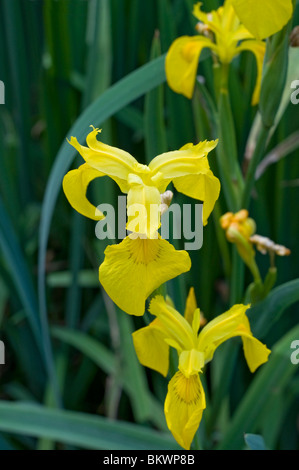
[
  {"left": 128, "top": 238, "right": 160, "bottom": 265},
  {"left": 172, "top": 371, "right": 202, "bottom": 405}
]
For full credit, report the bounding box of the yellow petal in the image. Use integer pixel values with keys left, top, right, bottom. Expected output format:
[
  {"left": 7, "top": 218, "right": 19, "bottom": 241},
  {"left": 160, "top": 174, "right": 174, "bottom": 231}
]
[
  {"left": 165, "top": 371, "right": 206, "bottom": 450},
  {"left": 237, "top": 40, "right": 266, "bottom": 105},
  {"left": 197, "top": 304, "right": 271, "bottom": 371},
  {"left": 149, "top": 295, "right": 196, "bottom": 352},
  {"left": 150, "top": 141, "right": 220, "bottom": 225},
  {"left": 179, "top": 349, "right": 205, "bottom": 378},
  {"left": 99, "top": 237, "right": 191, "bottom": 316},
  {"left": 132, "top": 318, "right": 169, "bottom": 377},
  {"left": 242, "top": 333, "right": 271, "bottom": 373},
  {"left": 165, "top": 35, "right": 216, "bottom": 99},
  {"left": 173, "top": 167, "right": 220, "bottom": 226},
  {"left": 149, "top": 140, "right": 218, "bottom": 189},
  {"left": 193, "top": 2, "right": 223, "bottom": 36},
  {"left": 126, "top": 174, "right": 161, "bottom": 238},
  {"left": 231, "top": 0, "right": 293, "bottom": 40},
  {"left": 184, "top": 287, "right": 198, "bottom": 325},
  {"left": 68, "top": 127, "right": 138, "bottom": 192},
  {"left": 62, "top": 163, "right": 105, "bottom": 220}
]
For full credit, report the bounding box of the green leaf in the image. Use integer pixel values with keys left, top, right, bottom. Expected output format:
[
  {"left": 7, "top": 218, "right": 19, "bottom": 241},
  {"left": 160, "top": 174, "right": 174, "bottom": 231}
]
[
  {"left": 47, "top": 270, "right": 99, "bottom": 288},
  {"left": 144, "top": 33, "right": 168, "bottom": 162},
  {"left": 51, "top": 326, "right": 117, "bottom": 375},
  {"left": 51, "top": 325, "right": 166, "bottom": 430},
  {"left": 217, "top": 324, "right": 299, "bottom": 450},
  {"left": 0, "top": 402, "right": 179, "bottom": 450},
  {"left": 244, "top": 433, "right": 267, "bottom": 450},
  {"left": 0, "top": 196, "right": 41, "bottom": 352},
  {"left": 248, "top": 278, "right": 299, "bottom": 339}
]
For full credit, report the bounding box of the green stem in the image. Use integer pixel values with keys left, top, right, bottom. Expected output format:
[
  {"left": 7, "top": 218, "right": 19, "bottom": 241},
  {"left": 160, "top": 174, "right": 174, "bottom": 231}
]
[
  {"left": 217, "top": 63, "right": 244, "bottom": 210},
  {"left": 230, "top": 248, "right": 244, "bottom": 305},
  {"left": 241, "top": 125, "right": 269, "bottom": 208}
]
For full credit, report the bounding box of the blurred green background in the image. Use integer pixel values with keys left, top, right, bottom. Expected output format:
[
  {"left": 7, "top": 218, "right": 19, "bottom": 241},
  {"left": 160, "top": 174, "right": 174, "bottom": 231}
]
[{"left": 0, "top": 0, "right": 298, "bottom": 450}]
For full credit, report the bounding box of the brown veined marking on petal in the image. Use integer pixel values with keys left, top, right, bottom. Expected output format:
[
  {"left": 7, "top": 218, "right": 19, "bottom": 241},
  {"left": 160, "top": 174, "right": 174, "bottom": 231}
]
[
  {"left": 172, "top": 371, "right": 202, "bottom": 405},
  {"left": 128, "top": 238, "right": 161, "bottom": 266}
]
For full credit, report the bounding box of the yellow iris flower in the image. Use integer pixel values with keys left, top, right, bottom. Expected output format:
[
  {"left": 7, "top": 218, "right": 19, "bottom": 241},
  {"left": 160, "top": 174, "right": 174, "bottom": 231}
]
[
  {"left": 231, "top": 0, "right": 293, "bottom": 40},
  {"left": 132, "top": 293, "right": 270, "bottom": 449},
  {"left": 63, "top": 127, "right": 220, "bottom": 315},
  {"left": 165, "top": 0, "right": 266, "bottom": 105}
]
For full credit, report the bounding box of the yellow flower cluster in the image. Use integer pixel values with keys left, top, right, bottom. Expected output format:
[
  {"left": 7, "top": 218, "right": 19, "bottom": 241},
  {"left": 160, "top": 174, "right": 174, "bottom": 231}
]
[{"left": 61, "top": 0, "right": 294, "bottom": 450}]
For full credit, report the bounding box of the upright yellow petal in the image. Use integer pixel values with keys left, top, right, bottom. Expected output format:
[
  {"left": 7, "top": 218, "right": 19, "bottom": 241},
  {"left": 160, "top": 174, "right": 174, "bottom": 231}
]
[
  {"left": 132, "top": 318, "right": 169, "bottom": 377},
  {"left": 62, "top": 163, "right": 105, "bottom": 220},
  {"left": 179, "top": 349, "right": 205, "bottom": 378},
  {"left": 193, "top": 2, "right": 223, "bottom": 36},
  {"left": 126, "top": 174, "right": 161, "bottom": 238},
  {"left": 149, "top": 295, "right": 196, "bottom": 353},
  {"left": 165, "top": 371, "right": 206, "bottom": 450},
  {"left": 165, "top": 35, "right": 216, "bottom": 99},
  {"left": 197, "top": 304, "right": 271, "bottom": 371},
  {"left": 99, "top": 237, "right": 191, "bottom": 316},
  {"left": 231, "top": 0, "right": 293, "bottom": 40},
  {"left": 184, "top": 287, "right": 198, "bottom": 325},
  {"left": 237, "top": 40, "right": 266, "bottom": 105}
]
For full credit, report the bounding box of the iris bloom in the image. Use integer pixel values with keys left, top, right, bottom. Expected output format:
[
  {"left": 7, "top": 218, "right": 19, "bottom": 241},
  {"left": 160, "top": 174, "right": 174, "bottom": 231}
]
[
  {"left": 231, "top": 0, "right": 293, "bottom": 40},
  {"left": 63, "top": 127, "right": 220, "bottom": 315},
  {"left": 165, "top": 0, "right": 266, "bottom": 105},
  {"left": 133, "top": 294, "right": 270, "bottom": 449}
]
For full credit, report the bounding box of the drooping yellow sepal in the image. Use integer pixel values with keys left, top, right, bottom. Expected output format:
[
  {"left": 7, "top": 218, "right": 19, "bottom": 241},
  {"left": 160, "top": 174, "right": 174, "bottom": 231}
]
[
  {"left": 132, "top": 318, "right": 169, "bottom": 377},
  {"left": 165, "top": 35, "right": 216, "bottom": 98},
  {"left": 165, "top": 371, "right": 206, "bottom": 450},
  {"left": 62, "top": 163, "right": 105, "bottom": 221},
  {"left": 99, "top": 237, "right": 191, "bottom": 316}
]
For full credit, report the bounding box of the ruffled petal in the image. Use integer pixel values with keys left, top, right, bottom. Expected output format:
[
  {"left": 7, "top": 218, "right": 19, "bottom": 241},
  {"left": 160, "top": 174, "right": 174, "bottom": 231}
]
[
  {"left": 132, "top": 319, "right": 169, "bottom": 377},
  {"left": 164, "top": 371, "right": 206, "bottom": 450},
  {"left": 62, "top": 163, "right": 105, "bottom": 220},
  {"left": 99, "top": 237, "right": 191, "bottom": 316},
  {"left": 197, "top": 304, "right": 271, "bottom": 371},
  {"left": 165, "top": 35, "right": 216, "bottom": 99},
  {"left": 149, "top": 140, "right": 218, "bottom": 188},
  {"left": 173, "top": 167, "right": 220, "bottom": 226},
  {"left": 231, "top": 0, "right": 293, "bottom": 40},
  {"left": 68, "top": 127, "right": 138, "bottom": 192}
]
